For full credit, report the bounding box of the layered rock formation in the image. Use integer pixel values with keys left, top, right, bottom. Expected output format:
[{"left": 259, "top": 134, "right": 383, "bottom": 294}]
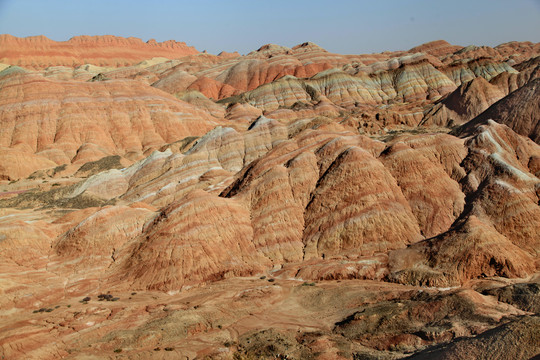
[
  {"left": 1, "top": 36, "right": 540, "bottom": 360},
  {"left": 408, "top": 39, "right": 463, "bottom": 57},
  {"left": 390, "top": 121, "right": 540, "bottom": 286},
  {"left": 459, "top": 78, "right": 540, "bottom": 143},
  {"left": 5, "top": 117, "right": 537, "bottom": 291},
  {"left": 421, "top": 76, "right": 506, "bottom": 126},
  {"left": 0, "top": 66, "right": 219, "bottom": 179},
  {"left": 240, "top": 56, "right": 457, "bottom": 112},
  {"left": 118, "top": 190, "right": 270, "bottom": 290},
  {"left": 0, "top": 34, "right": 198, "bottom": 68}
]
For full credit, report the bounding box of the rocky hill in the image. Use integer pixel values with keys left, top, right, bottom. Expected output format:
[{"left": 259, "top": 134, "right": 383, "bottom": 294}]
[
  {"left": 0, "top": 34, "right": 199, "bottom": 68},
  {"left": 0, "top": 36, "right": 539, "bottom": 360}
]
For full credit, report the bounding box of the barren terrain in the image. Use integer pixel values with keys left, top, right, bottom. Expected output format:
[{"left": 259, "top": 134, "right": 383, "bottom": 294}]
[{"left": 0, "top": 35, "right": 539, "bottom": 359}]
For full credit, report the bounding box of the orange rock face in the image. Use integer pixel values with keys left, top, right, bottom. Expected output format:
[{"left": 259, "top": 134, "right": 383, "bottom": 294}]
[
  {"left": 408, "top": 39, "right": 463, "bottom": 57},
  {"left": 390, "top": 121, "right": 540, "bottom": 286},
  {"left": 118, "top": 190, "right": 270, "bottom": 290},
  {"left": 0, "top": 34, "right": 199, "bottom": 69},
  {"left": 0, "top": 66, "right": 219, "bottom": 179},
  {"left": 380, "top": 141, "right": 465, "bottom": 237},
  {"left": 302, "top": 146, "right": 422, "bottom": 258}
]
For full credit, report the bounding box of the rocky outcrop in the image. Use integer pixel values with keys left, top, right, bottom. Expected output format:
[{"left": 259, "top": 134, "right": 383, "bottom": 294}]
[
  {"left": 490, "top": 55, "right": 540, "bottom": 94},
  {"left": 302, "top": 145, "right": 421, "bottom": 258},
  {"left": 0, "top": 148, "right": 58, "bottom": 181},
  {"left": 380, "top": 141, "right": 465, "bottom": 237},
  {"left": 495, "top": 41, "right": 540, "bottom": 64},
  {"left": 442, "top": 56, "right": 518, "bottom": 86},
  {"left": 53, "top": 204, "right": 155, "bottom": 273},
  {"left": 151, "top": 69, "right": 197, "bottom": 94},
  {"left": 408, "top": 40, "right": 463, "bottom": 57},
  {"left": 187, "top": 76, "right": 239, "bottom": 99},
  {"left": 409, "top": 315, "right": 540, "bottom": 360}
]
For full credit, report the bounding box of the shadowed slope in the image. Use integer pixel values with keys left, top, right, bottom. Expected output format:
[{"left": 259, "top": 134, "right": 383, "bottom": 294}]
[{"left": 458, "top": 78, "right": 540, "bottom": 144}]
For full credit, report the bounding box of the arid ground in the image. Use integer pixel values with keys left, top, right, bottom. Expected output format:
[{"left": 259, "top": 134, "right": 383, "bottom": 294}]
[{"left": 0, "top": 35, "right": 539, "bottom": 359}]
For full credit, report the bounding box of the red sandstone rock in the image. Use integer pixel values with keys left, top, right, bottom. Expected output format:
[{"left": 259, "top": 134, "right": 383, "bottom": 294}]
[
  {"left": 380, "top": 141, "right": 465, "bottom": 237},
  {"left": 187, "top": 76, "right": 239, "bottom": 99},
  {"left": 0, "top": 34, "right": 199, "bottom": 69},
  {"left": 390, "top": 121, "right": 540, "bottom": 286},
  {"left": 117, "top": 190, "right": 270, "bottom": 290},
  {"left": 408, "top": 40, "right": 463, "bottom": 57},
  {"left": 0, "top": 66, "right": 219, "bottom": 179}
]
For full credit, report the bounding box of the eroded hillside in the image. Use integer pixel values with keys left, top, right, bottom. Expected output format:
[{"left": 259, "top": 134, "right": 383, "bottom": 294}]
[{"left": 0, "top": 36, "right": 539, "bottom": 359}]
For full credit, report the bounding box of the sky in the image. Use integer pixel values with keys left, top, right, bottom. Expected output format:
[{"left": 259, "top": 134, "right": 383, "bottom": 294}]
[{"left": 0, "top": 0, "right": 539, "bottom": 55}]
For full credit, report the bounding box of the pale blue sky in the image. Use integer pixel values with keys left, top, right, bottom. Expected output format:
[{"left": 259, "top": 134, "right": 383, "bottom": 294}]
[{"left": 0, "top": 0, "right": 539, "bottom": 55}]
